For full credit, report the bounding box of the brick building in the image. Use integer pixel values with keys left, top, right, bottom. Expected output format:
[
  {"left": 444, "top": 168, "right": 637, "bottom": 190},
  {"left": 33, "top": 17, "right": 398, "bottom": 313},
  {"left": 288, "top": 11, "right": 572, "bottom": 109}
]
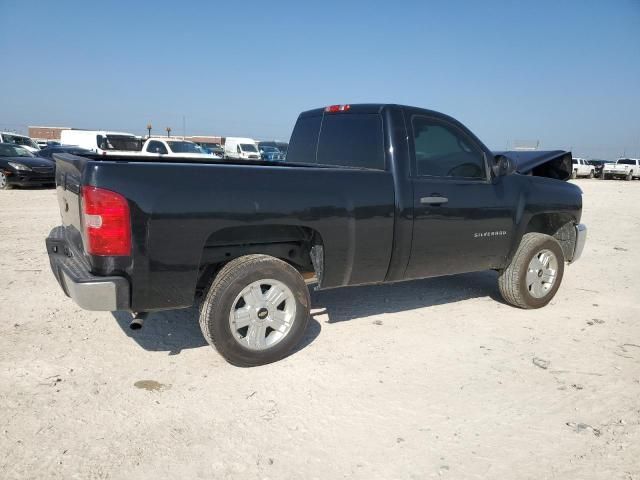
[{"left": 28, "top": 126, "right": 70, "bottom": 142}]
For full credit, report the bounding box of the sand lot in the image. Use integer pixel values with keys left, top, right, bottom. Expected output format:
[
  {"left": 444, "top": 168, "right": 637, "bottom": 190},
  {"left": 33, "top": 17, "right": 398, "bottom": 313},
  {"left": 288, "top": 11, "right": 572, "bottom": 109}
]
[{"left": 0, "top": 179, "right": 639, "bottom": 479}]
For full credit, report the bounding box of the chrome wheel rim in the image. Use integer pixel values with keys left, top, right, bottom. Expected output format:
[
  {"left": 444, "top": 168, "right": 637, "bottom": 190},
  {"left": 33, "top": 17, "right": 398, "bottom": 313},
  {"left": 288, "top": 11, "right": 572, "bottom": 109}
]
[
  {"left": 526, "top": 249, "right": 558, "bottom": 298},
  {"left": 228, "top": 279, "right": 296, "bottom": 351},
  {"left": 0, "top": 172, "right": 7, "bottom": 189}
]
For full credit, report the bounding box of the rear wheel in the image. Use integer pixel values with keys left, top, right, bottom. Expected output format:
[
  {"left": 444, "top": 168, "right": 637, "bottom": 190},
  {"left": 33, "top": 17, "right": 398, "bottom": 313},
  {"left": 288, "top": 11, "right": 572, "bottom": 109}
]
[
  {"left": 498, "top": 233, "right": 565, "bottom": 309},
  {"left": 626, "top": 171, "right": 633, "bottom": 181},
  {"left": 199, "top": 254, "right": 311, "bottom": 367},
  {"left": 0, "top": 172, "right": 12, "bottom": 190},
  {"left": 588, "top": 170, "right": 594, "bottom": 178}
]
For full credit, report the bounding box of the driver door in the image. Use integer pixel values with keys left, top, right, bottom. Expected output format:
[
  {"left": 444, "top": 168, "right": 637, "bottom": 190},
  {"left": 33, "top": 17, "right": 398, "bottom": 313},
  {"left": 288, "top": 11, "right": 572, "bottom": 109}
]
[{"left": 405, "top": 114, "right": 514, "bottom": 280}]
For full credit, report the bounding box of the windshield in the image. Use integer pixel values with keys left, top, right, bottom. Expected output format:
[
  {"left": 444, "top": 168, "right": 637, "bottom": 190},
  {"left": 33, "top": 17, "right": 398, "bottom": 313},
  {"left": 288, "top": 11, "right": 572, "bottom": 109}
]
[
  {"left": 166, "top": 141, "right": 203, "bottom": 154},
  {"left": 201, "top": 143, "right": 222, "bottom": 150},
  {"left": 261, "top": 146, "right": 280, "bottom": 153},
  {"left": 0, "top": 144, "right": 34, "bottom": 157},
  {"left": 2, "top": 133, "right": 38, "bottom": 150},
  {"left": 98, "top": 135, "right": 143, "bottom": 151},
  {"left": 240, "top": 144, "right": 258, "bottom": 152}
]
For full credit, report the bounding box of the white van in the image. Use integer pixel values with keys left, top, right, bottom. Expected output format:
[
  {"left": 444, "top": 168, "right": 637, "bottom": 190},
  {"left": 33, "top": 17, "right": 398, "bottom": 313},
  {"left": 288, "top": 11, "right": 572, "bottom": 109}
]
[
  {"left": 0, "top": 132, "right": 40, "bottom": 153},
  {"left": 223, "top": 137, "right": 261, "bottom": 160},
  {"left": 60, "top": 130, "right": 143, "bottom": 155}
]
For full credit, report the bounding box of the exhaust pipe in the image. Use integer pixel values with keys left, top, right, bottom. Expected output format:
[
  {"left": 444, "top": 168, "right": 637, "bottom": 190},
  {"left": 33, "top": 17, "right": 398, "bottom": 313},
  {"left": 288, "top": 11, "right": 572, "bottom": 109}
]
[{"left": 130, "top": 312, "right": 148, "bottom": 330}]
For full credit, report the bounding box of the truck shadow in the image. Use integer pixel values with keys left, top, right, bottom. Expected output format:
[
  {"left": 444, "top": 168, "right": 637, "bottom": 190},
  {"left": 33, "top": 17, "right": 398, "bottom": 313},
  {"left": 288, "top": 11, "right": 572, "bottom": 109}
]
[
  {"left": 111, "top": 270, "right": 501, "bottom": 354},
  {"left": 310, "top": 270, "right": 502, "bottom": 323},
  {"left": 111, "top": 307, "right": 322, "bottom": 356}
]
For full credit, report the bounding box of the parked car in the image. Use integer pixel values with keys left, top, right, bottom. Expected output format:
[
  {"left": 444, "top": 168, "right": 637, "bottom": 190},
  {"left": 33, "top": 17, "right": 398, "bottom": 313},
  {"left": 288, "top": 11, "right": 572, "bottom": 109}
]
[
  {"left": 60, "top": 130, "right": 143, "bottom": 156},
  {"left": 224, "top": 137, "right": 261, "bottom": 160},
  {"left": 37, "top": 145, "right": 93, "bottom": 160},
  {"left": 571, "top": 158, "right": 594, "bottom": 178},
  {"left": 0, "top": 132, "right": 40, "bottom": 153},
  {"left": 196, "top": 142, "right": 225, "bottom": 157},
  {"left": 258, "top": 141, "right": 288, "bottom": 155},
  {"left": 140, "top": 138, "right": 222, "bottom": 159},
  {"left": 259, "top": 145, "right": 285, "bottom": 161},
  {"left": 602, "top": 158, "right": 640, "bottom": 180},
  {"left": 0, "top": 144, "right": 55, "bottom": 189},
  {"left": 46, "top": 103, "right": 586, "bottom": 366},
  {"left": 587, "top": 159, "right": 606, "bottom": 178}
]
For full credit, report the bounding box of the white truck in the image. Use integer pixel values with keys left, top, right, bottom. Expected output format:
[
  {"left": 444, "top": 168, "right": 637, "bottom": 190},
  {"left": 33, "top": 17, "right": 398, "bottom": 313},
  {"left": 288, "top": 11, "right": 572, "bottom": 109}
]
[
  {"left": 140, "top": 138, "right": 222, "bottom": 160},
  {"left": 223, "top": 137, "right": 261, "bottom": 160},
  {"left": 602, "top": 158, "right": 640, "bottom": 181},
  {"left": 0, "top": 132, "right": 40, "bottom": 153},
  {"left": 60, "top": 130, "right": 143, "bottom": 156},
  {"left": 571, "top": 158, "right": 595, "bottom": 178}
]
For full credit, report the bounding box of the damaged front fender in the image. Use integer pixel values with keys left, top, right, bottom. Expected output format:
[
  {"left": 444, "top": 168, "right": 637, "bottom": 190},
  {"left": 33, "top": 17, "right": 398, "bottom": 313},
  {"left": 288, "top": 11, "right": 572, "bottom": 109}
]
[{"left": 493, "top": 150, "right": 573, "bottom": 181}]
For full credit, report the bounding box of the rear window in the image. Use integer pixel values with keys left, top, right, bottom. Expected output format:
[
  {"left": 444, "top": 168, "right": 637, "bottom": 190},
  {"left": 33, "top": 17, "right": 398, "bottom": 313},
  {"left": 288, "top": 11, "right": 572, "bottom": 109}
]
[
  {"left": 286, "top": 113, "right": 384, "bottom": 170},
  {"left": 317, "top": 114, "right": 384, "bottom": 170},
  {"left": 617, "top": 159, "right": 636, "bottom": 165},
  {"left": 286, "top": 115, "right": 321, "bottom": 164}
]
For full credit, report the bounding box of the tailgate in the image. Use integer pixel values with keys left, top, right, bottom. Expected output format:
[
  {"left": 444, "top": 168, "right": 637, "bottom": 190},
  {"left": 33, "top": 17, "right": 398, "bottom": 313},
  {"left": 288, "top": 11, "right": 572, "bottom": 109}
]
[{"left": 53, "top": 153, "right": 88, "bottom": 254}]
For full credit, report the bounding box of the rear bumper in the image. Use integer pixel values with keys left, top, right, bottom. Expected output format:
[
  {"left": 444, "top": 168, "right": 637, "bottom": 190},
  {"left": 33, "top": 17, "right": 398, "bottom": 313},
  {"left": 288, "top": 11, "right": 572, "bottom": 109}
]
[
  {"left": 570, "top": 223, "right": 587, "bottom": 263},
  {"left": 46, "top": 226, "right": 130, "bottom": 311}
]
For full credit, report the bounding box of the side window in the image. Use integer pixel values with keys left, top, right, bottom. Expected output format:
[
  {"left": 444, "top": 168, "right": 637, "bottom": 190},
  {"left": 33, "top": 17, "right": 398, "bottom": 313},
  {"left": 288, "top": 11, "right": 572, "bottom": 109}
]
[
  {"left": 147, "top": 141, "right": 167, "bottom": 154},
  {"left": 316, "top": 113, "right": 384, "bottom": 169},
  {"left": 286, "top": 115, "right": 322, "bottom": 164},
  {"left": 411, "top": 117, "right": 486, "bottom": 179},
  {"left": 237, "top": 145, "right": 241, "bottom": 153}
]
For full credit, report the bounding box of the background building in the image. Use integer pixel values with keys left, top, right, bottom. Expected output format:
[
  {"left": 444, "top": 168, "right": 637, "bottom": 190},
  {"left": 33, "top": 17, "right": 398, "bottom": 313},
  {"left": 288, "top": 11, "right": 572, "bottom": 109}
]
[{"left": 28, "top": 126, "right": 70, "bottom": 142}]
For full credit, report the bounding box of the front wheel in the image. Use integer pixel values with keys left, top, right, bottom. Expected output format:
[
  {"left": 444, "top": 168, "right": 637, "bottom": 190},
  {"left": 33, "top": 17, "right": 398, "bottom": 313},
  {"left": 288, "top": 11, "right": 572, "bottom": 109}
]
[
  {"left": 0, "top": 172, "right": 12, "bottom": 190},
  {"left": 199, "top": 254, "right": 311, "bottom": 367},
  {"left": 498, "top": 233, "right": 565, "bottom": 309},
  {"left": 626, "top": 171, "right": 633, "bottom": 181}
]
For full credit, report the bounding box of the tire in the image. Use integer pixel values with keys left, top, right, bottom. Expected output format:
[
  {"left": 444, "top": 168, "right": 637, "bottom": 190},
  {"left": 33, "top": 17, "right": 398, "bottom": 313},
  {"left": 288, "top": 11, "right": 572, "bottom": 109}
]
[
  {"left": 199, "top": 254, "right": 310, "bottom": 367},
  {"left": 589, "top": 170, "right": 594, "bottom": 179},
  {"left": 498, "top": 233, "right": 565, "bottom": 309},
  {"left": 571, "top": 170, "right": 577, "bottom": 179},
  {"left": 626, "top": 171, "right": 633, "bottom": 181},
  {"left": 0, "top": 172, "right": 12, "bottom": 190}
]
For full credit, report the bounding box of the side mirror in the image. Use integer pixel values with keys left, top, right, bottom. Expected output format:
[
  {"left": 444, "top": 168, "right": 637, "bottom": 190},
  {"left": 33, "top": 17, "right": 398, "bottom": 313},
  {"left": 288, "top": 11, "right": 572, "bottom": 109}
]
[{"left": 493, "top": 155, "right": 516, "bottom": 177}]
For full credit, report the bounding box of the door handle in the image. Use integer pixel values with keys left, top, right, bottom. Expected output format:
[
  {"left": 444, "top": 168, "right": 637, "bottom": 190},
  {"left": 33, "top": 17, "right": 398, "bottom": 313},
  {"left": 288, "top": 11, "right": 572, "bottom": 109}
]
[{"left": 420, "top": 196, "right": 448, "bottom": 205}]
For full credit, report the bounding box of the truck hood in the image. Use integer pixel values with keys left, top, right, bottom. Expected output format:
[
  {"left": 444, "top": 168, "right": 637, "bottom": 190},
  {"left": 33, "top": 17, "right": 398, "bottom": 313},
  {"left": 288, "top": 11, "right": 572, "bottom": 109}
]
[{"left": 493, "top": 150, "right": 572, "bottom": 181}]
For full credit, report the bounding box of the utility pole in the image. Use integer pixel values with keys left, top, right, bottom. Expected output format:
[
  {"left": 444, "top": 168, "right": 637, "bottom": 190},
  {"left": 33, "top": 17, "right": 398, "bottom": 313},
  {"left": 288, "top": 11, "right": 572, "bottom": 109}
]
[
  {"left": 166, "top": 127, "right": 171, "bottom": 138},
  {"left": 147, "top": 123, "right": 152, "bottom": 138}
]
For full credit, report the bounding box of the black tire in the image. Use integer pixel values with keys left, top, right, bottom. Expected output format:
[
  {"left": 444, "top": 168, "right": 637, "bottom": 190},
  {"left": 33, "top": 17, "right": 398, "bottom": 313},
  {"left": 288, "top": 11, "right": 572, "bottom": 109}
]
[
  {"left": 199, "top": 254, "right": 310, "bottom": 367},
  {"left": 498, "top": 233, "right": 565, "bottom": 309},
  {"left": 0, "top": 172, "right": 12, "bottom": 190}
]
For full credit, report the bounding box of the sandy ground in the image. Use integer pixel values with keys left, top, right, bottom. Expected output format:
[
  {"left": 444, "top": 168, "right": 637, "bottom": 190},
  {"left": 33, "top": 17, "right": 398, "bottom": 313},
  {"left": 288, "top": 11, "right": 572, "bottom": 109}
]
[{"left": 0, "top": 179, "right": 639, "bottom": 480}]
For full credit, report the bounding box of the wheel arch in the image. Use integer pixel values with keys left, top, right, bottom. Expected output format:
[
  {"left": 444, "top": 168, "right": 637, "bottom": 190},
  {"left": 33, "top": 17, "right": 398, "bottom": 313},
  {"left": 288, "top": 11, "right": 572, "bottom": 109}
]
[
  {"left": 523, "top": 212, "right": 577, "bottom": 262},
  {"left": 195, "top": 224, "right": 325, "bottom": 294}
]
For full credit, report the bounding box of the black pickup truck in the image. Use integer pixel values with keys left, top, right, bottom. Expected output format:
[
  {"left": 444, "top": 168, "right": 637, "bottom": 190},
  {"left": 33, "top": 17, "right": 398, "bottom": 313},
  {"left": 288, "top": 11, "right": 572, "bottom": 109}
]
[{"left": 46, "top": 104, "right": 587, "bottom": 366}]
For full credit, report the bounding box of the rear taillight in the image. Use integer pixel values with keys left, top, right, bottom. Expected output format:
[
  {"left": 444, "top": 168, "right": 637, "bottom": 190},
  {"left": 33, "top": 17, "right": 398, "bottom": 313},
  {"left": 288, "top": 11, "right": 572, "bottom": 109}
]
[
  {"left": 81, "top": 186, "right": 131, "bottom": 256},
  {"left": 325, "top": 104, "right": 351, "bottom": 113}
]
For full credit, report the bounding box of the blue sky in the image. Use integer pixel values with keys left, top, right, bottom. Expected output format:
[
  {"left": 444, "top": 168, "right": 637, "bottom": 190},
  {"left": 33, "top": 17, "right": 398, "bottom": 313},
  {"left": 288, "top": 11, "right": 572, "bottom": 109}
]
[{"left": 1, "top": 0, "right": 638, "bottom": 159}]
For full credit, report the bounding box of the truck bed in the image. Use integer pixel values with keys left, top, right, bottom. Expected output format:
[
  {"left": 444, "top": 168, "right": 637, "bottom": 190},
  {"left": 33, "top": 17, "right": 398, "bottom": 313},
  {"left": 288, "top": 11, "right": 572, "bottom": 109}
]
[{"left": 51, "top": 153, "right": 396, "bottom": 311}]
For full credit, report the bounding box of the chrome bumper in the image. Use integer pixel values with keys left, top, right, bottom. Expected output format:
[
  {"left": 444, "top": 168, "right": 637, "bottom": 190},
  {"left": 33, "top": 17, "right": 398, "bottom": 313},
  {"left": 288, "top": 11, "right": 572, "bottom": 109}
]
[
  {"left": 46, "top": 226, "right": 130, "bottom": 311},
  {"left": 570, "top": 223, "right": 587, "bottom": 263}
]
